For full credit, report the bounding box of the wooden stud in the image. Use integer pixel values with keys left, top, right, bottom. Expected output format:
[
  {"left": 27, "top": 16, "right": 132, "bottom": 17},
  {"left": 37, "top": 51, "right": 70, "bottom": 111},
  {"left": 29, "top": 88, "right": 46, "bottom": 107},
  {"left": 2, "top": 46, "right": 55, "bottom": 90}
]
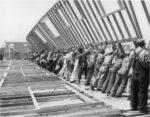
[
  {"left": 86, "top": 0, "right": 106, "bottom": 41},
  {"left": 51, "top": 10, "right": 75, "bottom": 47},
  {"left": 74, "top": 0, "right": 97, "bottom": 43},
  {"left": 118, "top": 11, "right": 131, "bottom": 38},
  {"left": 63, "top": 1, "right": 87, "bottom": 46},
  {"left": 106, "top": 16, "right": 119, "bottom": 41},
  {"left": 55, "top": 9, "right": 77, "bottom": 46},
  {"left": 122, "top": 0, "right": 139, "bottom": 38},
  {"left": 112, "top": 14, "right": 125, "bottom": 40},
  {"left": 42, "top": 22, "right": 63, "bottom": 49},
  {"left": 128, "top": 0, "right": 142, "bottom": 38},
  {"left": 141, "top": 0, "right": 150, "bottom": 25},
  {"left": 95, "top": 0, "right": 114, "bottom": 41},
  {"left": 81, "top": 0, "right": 101, "bottom": 43},
  {"left": 48, "top": 11, "right": 73, "bottom": 47}
]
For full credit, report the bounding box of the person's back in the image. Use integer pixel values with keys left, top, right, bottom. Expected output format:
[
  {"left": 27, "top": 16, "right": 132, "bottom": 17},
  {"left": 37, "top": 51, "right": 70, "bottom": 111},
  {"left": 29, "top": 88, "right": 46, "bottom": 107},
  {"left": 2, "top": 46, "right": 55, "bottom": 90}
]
[{"left": 131, "top": 40, "right": 150, "bottom": 113}]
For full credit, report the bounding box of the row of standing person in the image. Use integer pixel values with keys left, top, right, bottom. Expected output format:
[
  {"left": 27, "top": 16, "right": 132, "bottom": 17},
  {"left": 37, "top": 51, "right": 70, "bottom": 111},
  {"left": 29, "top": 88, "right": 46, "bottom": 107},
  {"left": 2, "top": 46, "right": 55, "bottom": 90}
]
[{"left": 28, "top": 40, "right": 149, "bottom": 113}]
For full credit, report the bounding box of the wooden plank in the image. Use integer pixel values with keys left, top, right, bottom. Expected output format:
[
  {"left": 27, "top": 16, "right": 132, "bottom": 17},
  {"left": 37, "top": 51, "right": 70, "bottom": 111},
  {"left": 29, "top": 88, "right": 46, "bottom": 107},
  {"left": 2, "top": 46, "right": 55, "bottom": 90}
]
[
  {"left": 1, "top": 105, "right": 34, "bottom": 113},
  {"left": 112, "top": 14, "right": 125, "bottom": 40},
  {"left": 0, "top": 94, "right": 78, "bottom": 110},
  {"left": 95, "top": 0, "right": 114, "bottom": 41},
  {"left": 118, "top": 11, "right": 131, "bottom": 38},
  {"left": 0, "top": 78, "right": 5, "bottom": 88},
  {"left": 1, "top": 102, "right": 103, "bottom": 116},
  {"left": 103, "top": 8, "right": 125, "bottom": 18},
  {"left": 122, "top": 0, "right": 139, "bottom": 38},
  {"left": 0, "top": 91, "right": 74, "bottom": 100},
  {"left": 87, "top": 0, "right": 106, "bottom": 41},
  {"left": 64, "top": 85, "right": 95, "bottom": 103},
  {"left": 81, "top": 0, "right": 100, "bottom": 43},
  {"left": 50, "top": 107, "right": 121, "bottom": 117},
  {"left": 0, "top": 100, "right": 33, "bottom": 108},
  {"left": 141, "top": 0, "right": 150, "bottom": 25},
  {"left": 106, "top": 16, "right": 119, "bottom": 41},
  {"left": 73, "top": 0, "right": 96, "bottom": 43},
  {"left": 128, "top": 0, "right": 142, "bottom": 38},
  {"left": 64, "top": 1, "right": 86, "bottom": 46},
  {"left": 28, "top": 86, "right": 40, "bottom": 109}
]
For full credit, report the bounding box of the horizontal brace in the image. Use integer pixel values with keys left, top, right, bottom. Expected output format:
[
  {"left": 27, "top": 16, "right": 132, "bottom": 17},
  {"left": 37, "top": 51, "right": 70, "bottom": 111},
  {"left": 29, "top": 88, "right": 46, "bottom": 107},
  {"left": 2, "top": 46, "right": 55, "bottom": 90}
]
[
  {"left": 103, "top": 7, "right": 125, "bottom": 18},
  {"left": 92, "top": 37, "right": 138, "bottom": 46}
]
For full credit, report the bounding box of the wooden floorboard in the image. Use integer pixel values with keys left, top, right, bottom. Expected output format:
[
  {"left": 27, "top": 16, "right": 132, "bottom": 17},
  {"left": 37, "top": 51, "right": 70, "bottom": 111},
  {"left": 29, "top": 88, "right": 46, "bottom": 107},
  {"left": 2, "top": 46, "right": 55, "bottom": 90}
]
[{"left": 0, "top": 60, "right": 122, "bottom": 117}]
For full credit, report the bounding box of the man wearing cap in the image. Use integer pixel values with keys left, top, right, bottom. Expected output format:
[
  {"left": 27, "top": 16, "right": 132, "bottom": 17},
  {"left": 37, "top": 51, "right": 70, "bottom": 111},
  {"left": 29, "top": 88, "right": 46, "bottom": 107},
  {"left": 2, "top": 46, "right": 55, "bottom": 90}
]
[
  {"left": 131, "top": 40, "right": 149, "bottom": 113},
  {"left": 77, "top": 47, "right": 90, "bottom": 84}
]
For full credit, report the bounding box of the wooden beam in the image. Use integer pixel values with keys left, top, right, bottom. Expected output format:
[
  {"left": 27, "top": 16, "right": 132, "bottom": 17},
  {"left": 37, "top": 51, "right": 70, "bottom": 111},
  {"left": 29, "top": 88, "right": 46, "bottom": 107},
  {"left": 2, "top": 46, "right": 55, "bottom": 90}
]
[
  {"left": 103, "top": 8, "right": 125, "bottom": 18},
  {"left": 118, "top": 11, "right": 131, "bottom": 38},
  {"left": 97, "top": 0, "right": 106, "bottom": 15},
  {"left": 64, "top": 85, "right": 95, "bottom": 103},
  {"left": 112, "top": 14, "right": 125, "bottom": 40},
  {"left": 106, "top": 16, "right": 119, "bottom": 41},
  {"left": 141, "top": 0, "right": 150, "bottom": 25},
  {"left": 52, "top": 10, "right": 76, "bottom": 47},
  {"left": 63, "top": 1, "right": 86, "bottom": 46},
  {"left": 128, "top": 0, "right": 142, "bottom": 39},
  {"left": 76, "top": 21, "right": 89, "bottom": 44},
  {"left": 94, "top": 37, "right": 138, "bottom": 46},
  {"left": 81, "top": 0, "right": 100, "bottom": 43},
  {"left": 48, "top": 11, "right": 72, "bottom": 47},
  {"left": 28, "top": 87, "right": 40, "bottom": 109},
  {"left": 95, "top": 0, "right": 114, "bottom": 42},
  {"left": 86, "top": 0, "right": 106, "bottom": 41},
  {"left": 122, "top": 0, "right": 139, "bottom": 38},
  {"left": 0, "top": 78, "right": 5, "bottom": 88},
  {"left": 1, "top": 102, "right": 103, "bottom": 116},
  {"left": 74, "top": 0, "right": 96, "bottom": 43},
  {"left": 58, "top": 4, "right": 80, "bottom": 46}
]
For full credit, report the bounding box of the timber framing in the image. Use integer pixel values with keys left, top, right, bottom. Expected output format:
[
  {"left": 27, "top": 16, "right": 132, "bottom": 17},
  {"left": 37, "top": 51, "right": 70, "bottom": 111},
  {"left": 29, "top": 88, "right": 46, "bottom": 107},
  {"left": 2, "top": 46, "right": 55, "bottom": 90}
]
[{"left": 26, "top": 0, "right": 146, "bottom": 50}]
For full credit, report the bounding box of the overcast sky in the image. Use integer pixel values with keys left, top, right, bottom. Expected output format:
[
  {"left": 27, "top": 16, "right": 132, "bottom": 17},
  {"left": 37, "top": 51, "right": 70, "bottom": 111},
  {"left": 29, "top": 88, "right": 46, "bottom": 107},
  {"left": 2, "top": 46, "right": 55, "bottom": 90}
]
[{"left": 0, "top": 0, "right": 57, "bottom": 42}]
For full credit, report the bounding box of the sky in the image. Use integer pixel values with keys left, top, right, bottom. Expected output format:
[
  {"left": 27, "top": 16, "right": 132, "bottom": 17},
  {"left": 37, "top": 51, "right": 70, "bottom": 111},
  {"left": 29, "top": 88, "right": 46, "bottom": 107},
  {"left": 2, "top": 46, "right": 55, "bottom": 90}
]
[{"left": 0, "top": 0, "right": 57, "bottom": 43}]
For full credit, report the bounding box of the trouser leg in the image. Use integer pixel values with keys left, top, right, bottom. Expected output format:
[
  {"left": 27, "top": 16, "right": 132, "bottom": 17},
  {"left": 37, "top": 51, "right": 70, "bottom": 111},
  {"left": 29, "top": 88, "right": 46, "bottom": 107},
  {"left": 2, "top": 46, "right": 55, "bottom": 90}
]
[
  {"left": 126, "top": 75, "right": 132, "bottom": 95},
  {"left": 85, "top": 66, "right": 94, "bottom": 86},
  {"left": 130, "top": 73, "right": 139, "bottom": 109},
  {"left": 96, "top": 71, "right": 108, "bottom": 90},
  {"left": 83, "top": 65, "right": 87, "bottom": 79},
  {"left": 102, "top": 70, "right": 111, "bottom": 93},
  {"left": 92, "top": 68, "right": 102, "bottom": 87},
  {"left": 78, "top": 66, "right": 84, "bottom": 83},
  {"left": 116, "top": 74, "right": 128, "bottom": 96},
  {"left": 105, "top": 71, "right": 117, "bottom": 93},
  {"left": 138, "top": 72, "right": 149, "bottom": 111},
  {"left": 110, "top": 73, "right": 121, "bottom": 96}
]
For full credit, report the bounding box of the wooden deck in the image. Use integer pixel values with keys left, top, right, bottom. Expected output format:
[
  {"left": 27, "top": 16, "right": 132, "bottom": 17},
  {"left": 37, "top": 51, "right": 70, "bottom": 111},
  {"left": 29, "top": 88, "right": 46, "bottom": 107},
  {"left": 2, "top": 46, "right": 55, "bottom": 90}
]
[
  {"left": 0, "top": 60, "right": 149, "bottom": 117},
  {"left": 0, "top": 60, "right": 121, "bottom": 117}
]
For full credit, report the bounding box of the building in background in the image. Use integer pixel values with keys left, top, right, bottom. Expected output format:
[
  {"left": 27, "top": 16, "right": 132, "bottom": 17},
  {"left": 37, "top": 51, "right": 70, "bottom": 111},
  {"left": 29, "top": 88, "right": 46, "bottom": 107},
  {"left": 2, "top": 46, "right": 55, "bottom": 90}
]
[{"left": 3, "top": 42, "right": 31, "bottom": 60}]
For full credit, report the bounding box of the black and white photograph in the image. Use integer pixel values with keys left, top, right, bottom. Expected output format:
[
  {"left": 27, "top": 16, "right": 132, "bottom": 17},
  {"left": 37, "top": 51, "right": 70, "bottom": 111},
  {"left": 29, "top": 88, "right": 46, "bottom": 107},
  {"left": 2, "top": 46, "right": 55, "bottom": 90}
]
[{"left": 0, "top": 0, "right": 150, "bottom": 116}]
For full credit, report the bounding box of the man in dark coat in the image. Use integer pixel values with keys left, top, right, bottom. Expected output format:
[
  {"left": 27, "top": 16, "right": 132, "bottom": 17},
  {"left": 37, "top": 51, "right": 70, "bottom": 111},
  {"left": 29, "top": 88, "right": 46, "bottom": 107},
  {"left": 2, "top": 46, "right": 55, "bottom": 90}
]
[{"left": 131, "top": 40, "right": 149, "bottom": 113}]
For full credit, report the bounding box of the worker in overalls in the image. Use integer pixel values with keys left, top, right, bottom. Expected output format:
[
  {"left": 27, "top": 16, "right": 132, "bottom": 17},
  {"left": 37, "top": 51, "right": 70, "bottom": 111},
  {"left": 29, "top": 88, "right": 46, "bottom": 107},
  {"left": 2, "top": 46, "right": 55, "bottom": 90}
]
[{"left": 131, "top": 40, "right": 149, "bottom": 113}]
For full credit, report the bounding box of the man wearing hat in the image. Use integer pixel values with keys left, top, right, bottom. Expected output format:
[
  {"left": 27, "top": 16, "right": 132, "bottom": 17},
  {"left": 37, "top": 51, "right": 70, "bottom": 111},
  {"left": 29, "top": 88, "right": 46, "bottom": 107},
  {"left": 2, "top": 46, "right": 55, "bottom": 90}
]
[{"left": 131, "top": 39, "right": 149, "bottom": 113}]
